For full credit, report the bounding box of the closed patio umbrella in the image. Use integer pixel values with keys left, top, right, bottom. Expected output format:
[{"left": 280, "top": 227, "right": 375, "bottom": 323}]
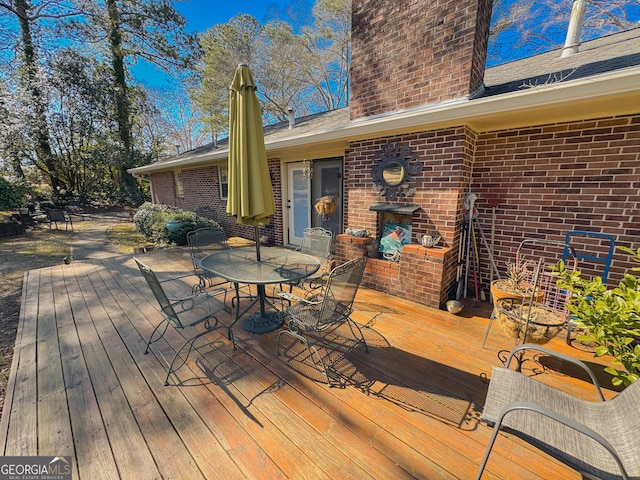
[
  {"left": 226, "top": 63, "right": 276, "bottom": 262},
  {"left": 226, "top": 63, "right": 279, "bottom": 333}
]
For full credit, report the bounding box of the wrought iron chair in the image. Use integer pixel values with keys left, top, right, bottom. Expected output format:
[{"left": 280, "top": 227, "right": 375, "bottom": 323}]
[
  {"left": 287, "top": 227, "right": 333, "bottom": 293},
  {"left": 277, "top": 257, "right": 368, "bottom": 385},
  {"left": 187, "top": 227, "right": 229, "bottom": 289},
  {"left": 135, "top": 258, "right": 232, "bottom": 385},
  {"left": 477, "top": 344, "right": 639, "bottom": 480},
  {"left": 482, "top": 238, "right": 577, "bottom": 349},
  {"left": 187, "top": 226, "right": 252, "bottom": 303},
  {"left": 46, "top": 208, "right": 73, "bottom": 230}
]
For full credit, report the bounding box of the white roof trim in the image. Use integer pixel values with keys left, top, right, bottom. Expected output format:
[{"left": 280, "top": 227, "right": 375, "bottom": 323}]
[{"left": 129, "top": 67, "right": 640, "bottom": 175}]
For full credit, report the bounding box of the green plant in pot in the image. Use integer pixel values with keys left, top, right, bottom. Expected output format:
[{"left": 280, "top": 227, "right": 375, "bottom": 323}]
[{"left": 554, "top": 246, "right": 640, "bottom": 387}]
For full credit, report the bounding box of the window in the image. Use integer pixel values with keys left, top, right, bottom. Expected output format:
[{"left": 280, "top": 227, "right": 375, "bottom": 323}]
[
  {"left": 174, "top": 171, "right": 184, "bottom": 197},
  {"left": 219, "top": 166, "right": 229, "bottom": 199}
]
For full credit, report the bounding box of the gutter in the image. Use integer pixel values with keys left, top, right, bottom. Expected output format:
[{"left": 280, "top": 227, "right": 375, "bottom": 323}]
[{"left": 129, "top": 67, "right": 640, "bottom": 175}]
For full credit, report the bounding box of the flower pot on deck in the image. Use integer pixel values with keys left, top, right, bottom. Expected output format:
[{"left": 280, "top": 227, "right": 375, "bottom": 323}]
[{"left": 490, "top": 279, "right": 544, "bottom": 310}]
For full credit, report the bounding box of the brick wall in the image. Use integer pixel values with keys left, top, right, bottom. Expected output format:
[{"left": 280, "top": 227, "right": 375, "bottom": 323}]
[
  {"left": 350, "top": 0, "right": 493, "bottom": 120},
  {"left": 150, "top": 159, "right": 283, "bottom": 245},
  {"left": 472, "top": 114, "right": 640, "bottom": 286},
  {"left": 339, "top": 126, "right": 475, "bottom": 306}
]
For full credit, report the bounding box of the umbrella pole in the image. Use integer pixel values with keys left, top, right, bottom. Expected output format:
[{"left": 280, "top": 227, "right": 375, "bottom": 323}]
[
  {"left": 254, "top": 224, "right": 267, "bottom": 316},
  {"left": 254, "top": 225, "right": 261, "bottom": 261}
]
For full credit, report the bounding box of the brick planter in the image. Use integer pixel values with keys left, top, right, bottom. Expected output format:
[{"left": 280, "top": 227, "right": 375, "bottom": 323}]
[{"left": 335, "top": 234, "right": 453, "bottom": 308}]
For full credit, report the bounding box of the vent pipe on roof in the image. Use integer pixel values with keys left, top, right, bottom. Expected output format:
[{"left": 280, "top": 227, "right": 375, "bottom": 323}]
[
  {"left": 288, "top": 107, "right": 295, "bottom": 129},
  {"left": 561, "top": 0, "right": 588, "bottom": 57}
]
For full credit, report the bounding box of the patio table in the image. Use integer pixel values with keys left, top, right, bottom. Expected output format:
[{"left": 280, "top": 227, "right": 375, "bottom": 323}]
[{"left": 200, "top": 246, "right": 320, "bottom": 333}]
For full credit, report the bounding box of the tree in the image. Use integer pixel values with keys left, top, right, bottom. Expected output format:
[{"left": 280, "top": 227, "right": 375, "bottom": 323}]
[
  {"left": 489, "top": 0, "right": 640, "bottom": 65},
  {"left": 190, "top": 14, "right": 263, "bottom": 144},
  {"left": 0, "top": 0, "right": 81, "bottom": 194},
  {"left": 192, "top": 0, "right": 352, "bottom": 137},
  {"left": 144, "top": 84, "right": 209, "bottom": 156},
  {"left": 300, "top": 0, "right": 351, "bottom": 110},
  {"left": 68, "top": 0, "right": 199, "bottom": 202},
  {"left": 46, "top": 49, "right": 116, "bottom": 201}
]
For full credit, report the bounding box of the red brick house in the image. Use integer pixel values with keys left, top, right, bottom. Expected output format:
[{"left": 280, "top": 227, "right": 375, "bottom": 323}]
[{"left": 129, "top": 0, "right": 640, "bottom": 309}]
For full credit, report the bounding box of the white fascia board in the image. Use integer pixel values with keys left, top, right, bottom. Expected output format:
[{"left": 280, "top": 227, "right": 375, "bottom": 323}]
[{"left": 129, "top": 67, "right": 640, "bottom": 175}]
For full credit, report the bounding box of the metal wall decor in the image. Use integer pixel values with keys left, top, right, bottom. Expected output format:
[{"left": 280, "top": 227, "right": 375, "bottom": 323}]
[{"left": 371, "top": 143, "right": 423, "bottom": 200}]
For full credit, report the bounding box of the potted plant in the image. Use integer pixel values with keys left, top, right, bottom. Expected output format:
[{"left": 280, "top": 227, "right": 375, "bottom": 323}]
[
  {"left": 490, "top": 259, "right": 566, "bottom": 344},
  {"left": 554, "top": 246, "right": 640, "bottom": 387},
  {"left": 490, "top": 259, "right": 544, "bottom": 309}
]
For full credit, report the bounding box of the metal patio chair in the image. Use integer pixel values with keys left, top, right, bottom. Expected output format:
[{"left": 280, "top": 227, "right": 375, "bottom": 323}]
[
  {"left": 135, "top": 257, "right": 232, "bottom": 385},
  {"left": 477, "top": 344, "right": 639, "bottom": 480},
  {"left": 277, "top": 257, "right": 368, "bottom": 385},
  {"left": 187, "top": 226, "right": 252, "bottom": 303},
  {"left": 187, "top": 227, "right": 229, "bottom": 289},
  {"left": 45, "top": 208, "right": 73, "bottom": 230},
  {"left": 284, "top": 227, "right": 333, "bottom": 294}
]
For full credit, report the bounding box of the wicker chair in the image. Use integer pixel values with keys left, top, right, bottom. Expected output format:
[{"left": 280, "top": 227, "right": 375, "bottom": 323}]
[
  {"left": 135, "top": 258, "right": 231, "bottom": 385},
  {"left": 277, "top": 257, "right": 367, "bottom": 386},
  {"left": 477, "top": 344, "right": 639, "bottom": 480}
]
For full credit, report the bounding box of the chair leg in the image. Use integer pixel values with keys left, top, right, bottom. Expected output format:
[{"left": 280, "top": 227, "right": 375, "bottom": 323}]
[
  {"left": 481, "top": 310, "right": 496, "bottom": 349},
  {"left": 164, "top": 316, "right": 225, "bottom": 385},
  {"left": 277, "top": 329, "right": 333, "bottom": 386},
  {"left": 346, "top": 318, "right": 369, "bottom": 353},
  {"left": 144, "top": 318, "right": 170, "bottom": 354},
  {"left": 475, "top": 422, "right": 502, "bottom": 480}
]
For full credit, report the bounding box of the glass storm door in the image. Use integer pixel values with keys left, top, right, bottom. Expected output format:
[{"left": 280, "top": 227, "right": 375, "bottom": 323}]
[
  {"left": 312, "top": 160, "right": 342, "bottom": 239},
  {"left": 287, "top": 164, "right": 311, "bottom": 245},
  {"left": 286, "top": 159, "right": 343, "bottom": 246}
]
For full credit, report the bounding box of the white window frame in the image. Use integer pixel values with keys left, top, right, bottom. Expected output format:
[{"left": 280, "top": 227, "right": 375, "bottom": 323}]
[
  {"left": 174, "top": 170, "right": 184, "bottom": 197},
  {"left": 219, "top": 166, "right": 229, "bottom": 199}
]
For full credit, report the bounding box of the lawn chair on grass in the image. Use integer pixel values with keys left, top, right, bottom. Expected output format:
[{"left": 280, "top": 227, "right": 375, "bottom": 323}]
[
  {"left": 135, "top": 258, "right": 232, "bottom": 385},
  {"left": 46, "top": 208, "right": 73, "bottom": 230},
  {"left": 477, "top": 344, "right": 639, "bottom": 480},
  {"left": 277, "top": 257, "right": 368, "bottom": 386}
]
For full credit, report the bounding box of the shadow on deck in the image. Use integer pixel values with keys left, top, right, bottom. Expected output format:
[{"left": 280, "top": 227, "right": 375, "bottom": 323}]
[{"left": 0, "top": 248, "right": 613, "bottom": 479}]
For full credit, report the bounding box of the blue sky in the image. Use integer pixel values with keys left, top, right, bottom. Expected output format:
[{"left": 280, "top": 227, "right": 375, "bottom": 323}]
[
  {"left": 132, "top": 0, "right": 640, "bottom": 86},
  {"left": 131, "top": 0, "right": 309, "bottom": 86}
]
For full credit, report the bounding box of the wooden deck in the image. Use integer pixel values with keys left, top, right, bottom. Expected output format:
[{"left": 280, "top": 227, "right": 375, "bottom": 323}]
[{"left": 0, "top": 249, "right": 618, "bottom": 479}]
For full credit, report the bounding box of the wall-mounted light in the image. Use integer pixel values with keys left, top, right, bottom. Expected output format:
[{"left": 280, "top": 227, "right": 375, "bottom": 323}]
[{"left": 302, "top": 158, "right": 313, "bottom": 180}]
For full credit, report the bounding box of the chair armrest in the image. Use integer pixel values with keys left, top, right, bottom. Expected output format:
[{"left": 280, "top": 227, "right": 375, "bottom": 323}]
[
  {"left": 494, "top": 401, "right": 629, "bottom": 480},
  {"left": 506, "top": 344, "right": 605, "bottom": 401},
  {"left": 170, "top": 287, "right": 227, "bottom": 307},
  {"left": 278, "top": 291, "right": 321, "bottom": 305}
]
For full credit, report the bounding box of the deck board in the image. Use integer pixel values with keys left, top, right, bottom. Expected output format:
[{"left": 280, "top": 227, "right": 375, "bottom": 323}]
[{"left": 0, "top": 248, "right": 619, "bottom": 479}]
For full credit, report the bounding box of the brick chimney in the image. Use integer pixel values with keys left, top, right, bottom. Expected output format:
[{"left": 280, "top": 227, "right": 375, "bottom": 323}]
[{"left": 350, "top": 0, "right": 493, "bottom": 120}]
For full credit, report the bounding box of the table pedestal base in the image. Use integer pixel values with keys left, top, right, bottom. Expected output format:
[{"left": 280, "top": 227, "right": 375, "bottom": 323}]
[{"left": 242, "top": 311, "right": 283, "bottom": 333}]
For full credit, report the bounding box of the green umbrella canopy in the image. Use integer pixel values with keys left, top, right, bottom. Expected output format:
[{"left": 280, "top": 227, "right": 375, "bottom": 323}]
[{"left": 226, "top": 64, "right": 276, "bottom": 227}]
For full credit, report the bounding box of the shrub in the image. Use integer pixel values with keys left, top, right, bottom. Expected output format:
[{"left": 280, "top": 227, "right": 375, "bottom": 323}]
[
  {"left": 132, "top": 202, "right": 221, "bottom": 246},
  {"left": 0, "top": 177, "right": 28, "bottom": 209},
  {"left": 555, "top": 246, "right": 640, "bottom": 387}
]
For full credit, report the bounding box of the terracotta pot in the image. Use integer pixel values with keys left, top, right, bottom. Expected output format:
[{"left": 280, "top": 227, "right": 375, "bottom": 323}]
[{"left": 490, "top": 279, "right": 544, "bottom": 310}]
